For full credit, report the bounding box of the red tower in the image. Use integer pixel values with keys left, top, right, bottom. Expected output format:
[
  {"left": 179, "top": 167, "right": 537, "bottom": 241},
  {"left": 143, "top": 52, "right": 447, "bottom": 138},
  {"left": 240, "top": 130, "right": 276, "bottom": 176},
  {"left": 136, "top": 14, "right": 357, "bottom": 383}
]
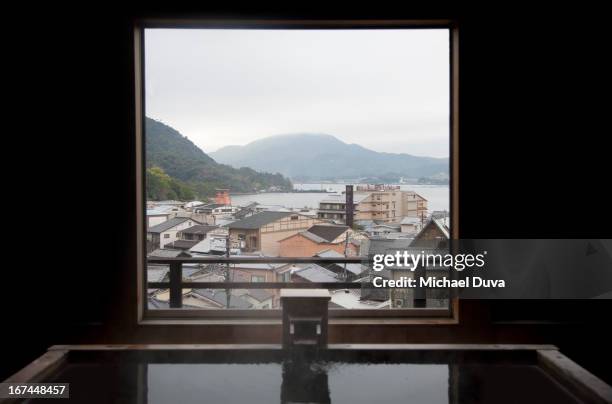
[{"left": 215, "top": 189, "right": 231, "bottom": 205}]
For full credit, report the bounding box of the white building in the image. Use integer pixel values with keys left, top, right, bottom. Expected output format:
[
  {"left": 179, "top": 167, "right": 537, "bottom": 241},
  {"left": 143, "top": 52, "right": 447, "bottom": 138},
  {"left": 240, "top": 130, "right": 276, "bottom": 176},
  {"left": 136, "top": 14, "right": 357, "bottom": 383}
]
[
  {"left": 146, "top": 205, "right": 181, "bottom": 227},
  {"left": 147, "top": 217, "right": 202, "bottom": 250},
  {"left": 400, "top": 216, "right": 422, "bottom": 234},
  {"left": 184, "top": 201, "right": 205, "bottom": 209}
]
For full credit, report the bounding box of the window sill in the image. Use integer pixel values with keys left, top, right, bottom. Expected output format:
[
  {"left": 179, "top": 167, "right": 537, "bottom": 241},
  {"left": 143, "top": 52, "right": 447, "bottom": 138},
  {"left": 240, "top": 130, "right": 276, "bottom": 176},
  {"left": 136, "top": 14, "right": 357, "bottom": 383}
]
[
  {"left": 139, "top": 318, "right": 282, "bottom": 326},
  {"left": 138, "top": 315, "right": 458, "bottom": 326},
  {"left": 329, "top": 317, "right": 458, "bottom": 325}
]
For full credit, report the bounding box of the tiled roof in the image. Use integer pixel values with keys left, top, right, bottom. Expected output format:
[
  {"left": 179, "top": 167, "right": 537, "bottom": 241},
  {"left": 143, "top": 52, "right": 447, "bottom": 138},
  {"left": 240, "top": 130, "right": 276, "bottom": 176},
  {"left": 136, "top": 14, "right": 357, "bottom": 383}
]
[
  {"left": 180, "top": 225, "right": 218, "bottom": 235},
  {"left": 148, "top": 297, "right": 201, "bottom": 310},
  {"left": 299, "top": 231, "right": 328, "bottom": 243},
  {"left": 231, "top": 262, "right": 285, "bottom": 271},
  {"left": 245, "top": 289, "right": 273, "bottom": 302},
  {"left": 366, "top": 238, "right": 412, "bottom": 255},
  {"left": 307, "top": 225, "right": 349, "bottom": 242},
  {"left": 148, "top": 217, "right": 194, "bottom": 233},
  {"left": 401, "top": 216, "right": 420, "bottom": 225},
  {"left": 191, "top": 289, "right": 252, "bottom": 309},
  {"left": 148, "top": 297, "right": 169, "bottom": 309},
  {"left": 148, "top": 249, "right": 191, "bottom": 258},
  {"left": 227, "top": 211, "right": 293, "bottom": 229},
  {"left": 314, "top": 250, "right": 364, "bottom": 275},
  {"left": 315, "top": 249, "right": 343, "bottom": 258},
  {"left": 165, "top": 239, "right": 200, "bottom": 250},
  {"left": 147, "top": 268, "right": 169, "bottom": 283},
  {"left": 147, "top": 206, "right": 176, "bottom": 215},
  {"left": 292, "top": 264, "right": 338, "bottom": 283},
  {"left": 432, "top": 218, "right": 450, "bottom": 238}
]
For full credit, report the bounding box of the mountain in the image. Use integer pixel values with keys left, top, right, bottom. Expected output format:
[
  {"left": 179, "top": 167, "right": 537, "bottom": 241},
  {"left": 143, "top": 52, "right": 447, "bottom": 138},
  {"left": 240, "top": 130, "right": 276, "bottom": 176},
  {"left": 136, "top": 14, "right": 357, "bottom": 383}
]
[
  {"left": 210, "top": 134, "right": 449, "bottom": 181},
  {"left": 145, "top": 118, "right": 292, "bottom": 199}
]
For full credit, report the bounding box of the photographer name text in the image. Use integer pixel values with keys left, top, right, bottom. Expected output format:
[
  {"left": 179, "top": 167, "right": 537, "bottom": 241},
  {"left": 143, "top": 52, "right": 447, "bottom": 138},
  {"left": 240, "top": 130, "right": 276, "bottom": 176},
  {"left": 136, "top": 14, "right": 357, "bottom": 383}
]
[{"left": 371, "top": 250, "right": 506, "bottom": 288}]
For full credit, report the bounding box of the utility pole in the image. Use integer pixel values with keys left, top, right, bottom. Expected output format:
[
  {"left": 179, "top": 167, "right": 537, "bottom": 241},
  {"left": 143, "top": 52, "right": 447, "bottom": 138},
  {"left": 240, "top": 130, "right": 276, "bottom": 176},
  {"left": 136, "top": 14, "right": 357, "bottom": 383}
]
[{"left": 345, "top": 185, "right": 354, "bottom": 227}]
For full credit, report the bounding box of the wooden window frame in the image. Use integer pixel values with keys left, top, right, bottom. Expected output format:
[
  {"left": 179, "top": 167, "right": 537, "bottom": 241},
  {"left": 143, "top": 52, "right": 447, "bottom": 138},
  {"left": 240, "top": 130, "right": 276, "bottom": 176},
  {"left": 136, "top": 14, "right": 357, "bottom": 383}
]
[{"left": 134, "top": 19, "right": 459, "bottom": 324}]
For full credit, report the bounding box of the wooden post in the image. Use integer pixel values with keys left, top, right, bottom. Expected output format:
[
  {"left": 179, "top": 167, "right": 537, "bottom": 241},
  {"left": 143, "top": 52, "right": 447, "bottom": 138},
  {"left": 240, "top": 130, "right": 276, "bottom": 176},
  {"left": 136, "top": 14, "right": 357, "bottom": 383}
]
[{"left": 169, "top": 262, "right": 182, "bottom": 308}]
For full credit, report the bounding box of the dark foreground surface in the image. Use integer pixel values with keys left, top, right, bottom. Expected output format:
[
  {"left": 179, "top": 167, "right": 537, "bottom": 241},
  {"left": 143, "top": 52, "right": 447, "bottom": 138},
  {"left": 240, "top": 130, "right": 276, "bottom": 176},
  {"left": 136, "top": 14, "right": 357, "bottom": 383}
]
[{"left": 24, "top": 348, "right": 584, "bottom": 404}]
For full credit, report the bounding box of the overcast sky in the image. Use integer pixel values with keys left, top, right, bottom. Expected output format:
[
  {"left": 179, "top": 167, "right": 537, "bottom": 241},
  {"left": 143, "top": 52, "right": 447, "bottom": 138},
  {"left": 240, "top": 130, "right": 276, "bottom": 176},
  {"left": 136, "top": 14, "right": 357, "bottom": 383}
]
[{"left": 145, "top": 29, "right": 449, "bottom": 157}]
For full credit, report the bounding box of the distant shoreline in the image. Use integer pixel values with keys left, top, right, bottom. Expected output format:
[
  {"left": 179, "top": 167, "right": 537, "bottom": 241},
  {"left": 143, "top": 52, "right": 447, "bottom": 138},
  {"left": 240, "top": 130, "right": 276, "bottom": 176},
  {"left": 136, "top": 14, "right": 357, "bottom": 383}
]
[
  {"left": 229, "top": 189, "right": 328, "bottom": 196},
  {"left": 230, "top": 182, "right": 449, "bottom": 197}
]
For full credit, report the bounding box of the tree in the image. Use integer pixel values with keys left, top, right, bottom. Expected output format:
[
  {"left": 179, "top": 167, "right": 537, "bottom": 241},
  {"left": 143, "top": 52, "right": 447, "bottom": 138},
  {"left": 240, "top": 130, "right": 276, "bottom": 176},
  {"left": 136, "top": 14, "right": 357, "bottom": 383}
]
[{"left": 146, "top": 166, "right": 194, "bottom": 200}]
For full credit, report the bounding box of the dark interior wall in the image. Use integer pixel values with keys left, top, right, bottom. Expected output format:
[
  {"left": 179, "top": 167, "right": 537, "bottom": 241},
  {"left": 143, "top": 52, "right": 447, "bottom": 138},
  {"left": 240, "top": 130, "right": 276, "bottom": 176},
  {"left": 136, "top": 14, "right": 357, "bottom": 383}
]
[{"left": 4, "top": 4, "right": 611, "bottom": 382}]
